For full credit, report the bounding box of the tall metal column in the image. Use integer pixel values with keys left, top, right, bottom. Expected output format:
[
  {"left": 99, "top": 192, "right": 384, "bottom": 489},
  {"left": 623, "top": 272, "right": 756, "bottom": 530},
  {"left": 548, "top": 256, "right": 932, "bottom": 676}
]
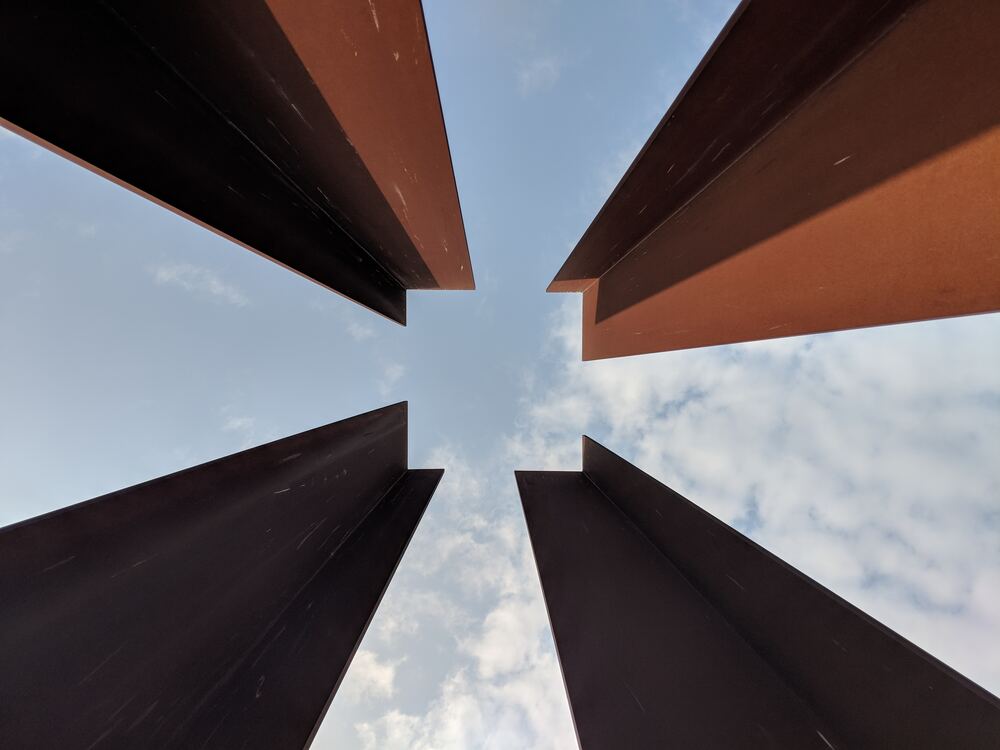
[
  {"left": 550, "top": 0, "right": 1000, "bottom": 359},
  {"left": 517, "top": 437, "right": 1000, "bottom": 748},
  {"left": 0, "top": 402, "right": 441, "bottom": 749},
  {"left": 0, "top": 1, "right": 474, "bottom": 323}
]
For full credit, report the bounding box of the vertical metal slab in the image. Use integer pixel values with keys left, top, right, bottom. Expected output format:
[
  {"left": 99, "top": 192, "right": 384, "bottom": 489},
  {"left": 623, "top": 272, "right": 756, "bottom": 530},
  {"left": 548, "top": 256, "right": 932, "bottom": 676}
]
[
  {"left": 0, "top": 1, "right": 474, "bottom": 323},
  {"left": 517, "top": 470, "right": 838, "bottom": 750},
  {"left": 265, "top": 0, "right": 474, "bottom": 291},
  {"left": 550, "top": 0, "right": 1000, "bottom": 359},
  {"left": 517, "top": 438, "right": 1000, "bottom": 748},
  {"left": 0, "top": 403, "right": 442, "bottom": 749}
]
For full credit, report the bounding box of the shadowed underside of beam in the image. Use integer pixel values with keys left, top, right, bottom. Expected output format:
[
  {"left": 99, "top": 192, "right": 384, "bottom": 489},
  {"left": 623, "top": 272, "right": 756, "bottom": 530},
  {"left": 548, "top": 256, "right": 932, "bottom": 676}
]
[
  {"left": 0, "top": 402, "right": 442, "bottom": 749},
  {"left": 550, "top": 0, "right": 1000, "bottom": 359},
  {"left": 0, "top": 1, "right": 473, "bottom": 324},
  {"left": 516, "top": 437, "right": 1000, "bottom": 749}
]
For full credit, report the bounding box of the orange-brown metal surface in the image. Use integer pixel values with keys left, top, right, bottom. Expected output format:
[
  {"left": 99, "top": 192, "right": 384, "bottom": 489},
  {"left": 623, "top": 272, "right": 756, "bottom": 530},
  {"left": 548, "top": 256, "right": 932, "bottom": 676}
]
[
  {"left": 554, "top": 0, "right": 1000, "bottom": 359},
  {"left": 1, "top": 1, "right": 472, "bottom": 324},
  {"left": 267, "top": 0, "right": 473, "bottom": 290},
  {"left": 549, "top": 0, "right": 919, "bottom": 293}
]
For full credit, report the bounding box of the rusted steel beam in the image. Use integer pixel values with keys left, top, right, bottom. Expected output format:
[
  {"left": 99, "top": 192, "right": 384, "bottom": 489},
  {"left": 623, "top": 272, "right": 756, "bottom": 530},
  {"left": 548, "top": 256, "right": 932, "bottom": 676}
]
[
  {"left": 0, "top": 403, "right": 441, "bottom": 749},
  {"left": 0, "top": 1, "right": 473, "bottom": 323},
  {"left": 551, "top": 0, "right": 1000, "bottom": 359},
  {"left": 517, "top": 437, "right": 1000, "bottom": 749}
]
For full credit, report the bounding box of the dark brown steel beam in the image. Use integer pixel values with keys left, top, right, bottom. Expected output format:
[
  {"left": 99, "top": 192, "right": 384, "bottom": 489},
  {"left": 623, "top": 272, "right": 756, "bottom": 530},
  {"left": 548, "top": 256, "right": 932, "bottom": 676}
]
[
  {"left": 517, "top": 437, "right": 1000, "bottom": 749},
  {"left": 0, "top": 1, "right": 473, "bottom": 324},
  {"left": 0, "top": 403, "right": 442, "bottom": 749},
  {"left": 550, "top": 0, "right": 1000, "bottom": 359}
]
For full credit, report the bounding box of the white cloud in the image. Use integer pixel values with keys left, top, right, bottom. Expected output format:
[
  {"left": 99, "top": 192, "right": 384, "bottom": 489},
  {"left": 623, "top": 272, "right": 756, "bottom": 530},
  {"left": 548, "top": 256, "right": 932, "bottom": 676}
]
[
  {"left": 355, "top": 655, "right": 572, "bottom": 750},
  {"left": 353, "top": 582, "right": 574, "bottom": 750},
  {"left": 348, "top": 319, "right": 375, "bottom": 342},
  {"left": 463, "top": 592, "right": 549, "bottom": 680},
  {"left": 378, "top": 363, "right": 406, "bottom": 397},
  {"left": 517, "top": 56, "right": 561, "bottom": 96},
  {"left": 373, "top": 588, "right": 469, "bottom": 646},
  {"left": 307, "top": 298, "right": 378, "bottom": 342},
  {"left": 221, "top": 414, "right": 259, "bottom": 450},
  {"left": 341, "top": 650, "right": 402, "bottom": 703},
  {"left": 222, "top": 416, "right": 255, "bottom": 433},
  {"left": 151, "top": 262, "right": 248, "bottom": 306}
]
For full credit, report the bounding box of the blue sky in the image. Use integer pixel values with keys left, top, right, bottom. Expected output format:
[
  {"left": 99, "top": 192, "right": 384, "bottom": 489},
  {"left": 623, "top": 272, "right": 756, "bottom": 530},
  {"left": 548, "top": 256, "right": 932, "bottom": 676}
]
[{"left": 3, "top": 1, "right": 1000, "bottom": 747}]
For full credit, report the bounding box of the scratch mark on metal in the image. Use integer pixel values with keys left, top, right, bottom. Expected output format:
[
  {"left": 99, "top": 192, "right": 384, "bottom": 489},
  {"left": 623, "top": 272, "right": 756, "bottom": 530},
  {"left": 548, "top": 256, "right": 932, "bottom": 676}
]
[
  {"left": 623, "top": 680, "right": 646, "bottom": 714},
  {"left": 42, "top": 555, "right": 76, "bottom": 573}
]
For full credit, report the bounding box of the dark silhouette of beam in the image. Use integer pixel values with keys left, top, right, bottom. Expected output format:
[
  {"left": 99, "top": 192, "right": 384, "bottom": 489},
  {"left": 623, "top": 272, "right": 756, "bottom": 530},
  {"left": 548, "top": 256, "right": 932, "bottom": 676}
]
[
  {"left": 0, "top": 402, "right": 441, "bottom": 749},
  {"left": 550, "top": 0, "right": 1000, "bottom": 359},
  {"left": 0, "top": 1, "right": 473, "bottom": 323},
  {"left": 517, "top": 437, "right": 1000, "bottom": 749}
]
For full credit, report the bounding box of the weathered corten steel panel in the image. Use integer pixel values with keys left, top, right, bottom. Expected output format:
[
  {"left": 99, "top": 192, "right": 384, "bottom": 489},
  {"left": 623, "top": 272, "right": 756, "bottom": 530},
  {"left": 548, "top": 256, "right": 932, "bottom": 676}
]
[
  {"left": 517, "top": 437, "right": 1000, "bottom": 749},
  {"left": 266, "top": 0, "right": 473, "bottom": 292},
  {"left": 550, "top": 0, "right": 1000, "bottom": 359},
  {"left": 0, "top": 1, "right": 472, "bottom": 324},
  {"left": 517, "top": 471, "right": 839, "bottom": 750},
  {"left": 0, "top": 403, "right": 442, "bottom": 749}
]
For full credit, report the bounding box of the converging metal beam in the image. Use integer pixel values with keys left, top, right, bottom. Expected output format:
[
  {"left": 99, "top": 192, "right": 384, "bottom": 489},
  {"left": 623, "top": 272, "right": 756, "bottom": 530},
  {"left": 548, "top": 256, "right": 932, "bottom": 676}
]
[
  {"left": 517, "top": 438, "right": 1000, "bottom": 748},
  {"left": 1, "top": 1, "right": 473, "bottom": 323},
  {"left": 551, "top": 0, "right": 1000, "bottom": 358},
  {"left": 0, "top": 402, "right": 441, "bottom": 749}
]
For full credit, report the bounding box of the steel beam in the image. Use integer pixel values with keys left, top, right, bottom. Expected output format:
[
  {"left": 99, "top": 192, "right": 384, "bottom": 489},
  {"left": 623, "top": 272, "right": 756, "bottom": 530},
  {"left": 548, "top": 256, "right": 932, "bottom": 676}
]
[
  {"left": 550, "top": 0, "right": 1000, "bottom": 358},
  {"left": 0, "top": 1, "right": 473, "bottom": 323},
  {"left": 517, "top": 437, "right": 1000, "bottom": 749},
  {"left": 0, "top": 402, "right": 441, "bottom": 749}
]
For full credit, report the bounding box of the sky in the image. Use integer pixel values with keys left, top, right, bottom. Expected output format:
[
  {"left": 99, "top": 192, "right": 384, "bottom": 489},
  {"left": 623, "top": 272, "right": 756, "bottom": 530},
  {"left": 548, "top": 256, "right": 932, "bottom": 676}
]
[{"left": 2, "top": 1, "right": 999, "bottom": 748}]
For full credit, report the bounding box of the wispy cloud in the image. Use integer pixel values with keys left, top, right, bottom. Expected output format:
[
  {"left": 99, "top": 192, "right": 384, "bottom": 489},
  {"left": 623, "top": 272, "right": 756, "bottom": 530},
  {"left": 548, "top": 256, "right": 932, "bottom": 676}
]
[
  {"left": 221, "top": 414, "right": 257, "bottom": 449},
  {"left": 341, "top": 650, "right": 402, "bottom": 703},
  {"left": 378, "top": 363, "right": 406, "bottom": 397},
  {"left": 308, "top": 298, "right": 378, "bottom": 343},
  {"left": 222, "top": 416, "right": 255, "bottom": 433},
  {"left": 152, "top": 262, "right": 248, "bottom": 307},
  {"left": 348, "top": 319, "right": 376, "bottom": 342},
  {"left": 517, "top": 56, "right": 561, "bottom": 96}
]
